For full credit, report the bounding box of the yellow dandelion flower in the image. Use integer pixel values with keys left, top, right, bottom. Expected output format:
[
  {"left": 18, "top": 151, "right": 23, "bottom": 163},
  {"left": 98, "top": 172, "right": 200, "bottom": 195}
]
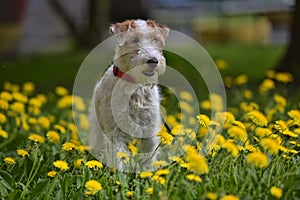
[
  {"left": 206, "top": 192, "right": 218, "bottom": 200},
  {"left": 126, "top": 191, "right": 133, "bottom": 198},
  {"left": 0, "top": 129, "right": 8, "bottom": 138},
  {"left": 240, "top": 102, "right": 259, "bottom": 112},
  {"left": 279, "top": 145, "right": 287, "bottom": 152},
  {"left": 222, "top": 141, "right": 239, "bottom": 157},
  {"left": 220, "top": 195, "right": 240, "bottom": 200},
  {"left": 4, "top": 157, "right": 15, "bottom": 165},
  {"left": 232, "top": 120, "right": 246, "bottom": 130},
  {"left": 28, "top": 134, "right": 45, "bottom": 143},
  {"left": 77, "top": 145, "right": 90, "bottom": 152},
  {"left": 152, "top": 175, "right": 166, "bottom": 185},
  {"left": 85, "top": 160, "right": 103, "bottom": 169},
  {"left": 274, "top": 72, "right": 293, "bottom": 84},
  {"left": 116, "top": 152, "right": 130, "bottom": 163},
  {"left": 247, "top": 110, "right": 268, "bottom": 127},
  {"left": 185, "top": 146, "right": 209, "bottom": 174},
  {"left": 246, "top": 151, "right": 268, "bottom": 168},
  {"left": 224, "top": 76, "right": 233, "bottom": 88},
  {"left": 245, "top": 144, "right": 258, "bottom": 152},
  {"left": 10, "top": 102, "right": 25, "bottom": 113},
  {"left": 12, "top": 92, "right": 27, "bottom": 103},
  {"left": 22, "top": 82, "right": 35, "bottom": 95},
  {"left": 38, "top": 116, "right": 50, "bottom": 129},
  {"left": 287, "top": 149, "right": 298, "bottom": 154},
  {"left": 46, "top": 131, "right": 60, "bottom": 143},
  {"left": 261, "top": 138, "right": 280, "bottom": 155},
  {"left": 55, "top": 86, "right": 69, "bottom": 96},
  {"left": 74, "top": 159, "right": 84, "bottom": 168},
  {"left": 53, "top": 160, "right": 69, "bottom": 170},
  {"left": 270, "top": 186, "right": 282, "bottom": 199},
  {"left": 140, "top": 171, "right": 153, "bottom": 178},
  {"left": 3, "top": 82, "right": 17, "bottom": 92},
  {"left": 29, "top": 98, "right": 42, "bottom": 108},
  {"left": 146, "top": 187, "right": 154, "bottom": 194},
  {"left": 36, "top": 94, "right": 47, "bottom": 104},
  {"left": 157, "top": 129, "right": 173, "bottom": 145},
  {"left": 179, "top": 91, "right": 193, "bottom": 102},
  {"left": 171, "top": 124, "right": 185, "bottom": 135},
  {"left": 234, "top": 74, "right": 248, "bottom": 86},
  {"left": 169, "top": 156, "right": 182, "bottom": 163},
  {"left": 186, "top": 174, "right": 202, "bottom": 182},
  {"left": 288, "top": 109, "right": 300, "bottom": 124},
  {"left": 57, "top": 95, "right": 72, "bottom": 109},
  {"left": 283, "top": 130, "right": 298, "bottom": 137},
  {"left": 228, "top": 126, "right": 248, "bottom": 142},
  {"left": 215, "top": 59, "right": 227, "bottom": 70},
  {"left": 259, "top": 79, "right": 275, "bottom": 94},
  {"left": 152, "top": 160, "right": 168, "bottom": 168},
  {"left": 243, "top": 89, "right": 253, "bottom": 99},
  {"left": 255, "top": 127, "right": 272, "bottom": 138},
  {"left": 266, "top": 70, "right": 276, "bottom": 78},
  {"left": 274, "top": 94, "right": 286, "bottom": 107},
  {"left": 73, "top": 96, "right": 86, "bottom": 111},
  {"left": 0, "top": 99, "right": 9, "bottom": 110},
  {"left": 78, "top": 114, "right": 89, "bottom": 130},
  {"left": 210, "top": 93, "right": 224, "bottom": 111},
  {"left": 166, "top": 115, "right": 178, "bottom": 127},
  {"left": 54, "top": 124, "right": 66, "bottom": 134},
  {"left": 282, "top": 154, "right": 291, "bottom": 160},
  {"left": 180, "top": 162, "right": 189, "bottom": 168},
  {"left": 197, "top": 114, "right": 210, "bottom": 128},
  {"left": 216, "top": 135, "right": 226, "bottom": 145},
  {"left": 274, "top": 120, "right": 288, "bottom": 133},
  {"left": 17, "top": 149, "right": 29, "bottom": 157},
  {"left": 200, "top": 100, "right": 211, "bottom": 110},
  {"left": 62, "top": 142, "right": 76, "bottom": 151},
  {"left": 0, "top": 91, "right": 13, "bottom": 101},
  {"left": 85, "top": 180, "right": 102, "bottom": 195},
  {"left": 47, "top": 170, "right": 57, "bottom": 177},
  {"left": 180, "top": 101, "right": 194, "bottom": 114},
  {"left": 155, "top": 169, "right": 170, "bottom": 176}
]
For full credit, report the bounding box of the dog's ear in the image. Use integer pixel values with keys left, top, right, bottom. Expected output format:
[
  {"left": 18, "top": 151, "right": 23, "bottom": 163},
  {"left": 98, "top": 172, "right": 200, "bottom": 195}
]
[
  {"left": 147, "top": 20, "right": 170, "bottom": 39},
  {"left": 109, "top": 20, "right": 136, "bottom": 35},
  {"left": 159, "top": 26, "right": 170, "bottom": 39},
  {"left": 109, "top": 20, "right": 136, "bottom": 45}
]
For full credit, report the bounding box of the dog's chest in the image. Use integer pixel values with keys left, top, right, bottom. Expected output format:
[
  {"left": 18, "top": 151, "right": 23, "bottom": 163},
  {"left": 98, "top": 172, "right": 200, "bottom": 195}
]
[{"left": 129, "top": 86, "right": 159, "bottom": 126}]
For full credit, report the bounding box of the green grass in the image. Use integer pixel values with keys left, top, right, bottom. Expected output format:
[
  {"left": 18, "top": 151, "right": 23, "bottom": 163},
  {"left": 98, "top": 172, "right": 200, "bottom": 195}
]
[{"left": 0, "top": 70, "right": 299, "bottom": 199}]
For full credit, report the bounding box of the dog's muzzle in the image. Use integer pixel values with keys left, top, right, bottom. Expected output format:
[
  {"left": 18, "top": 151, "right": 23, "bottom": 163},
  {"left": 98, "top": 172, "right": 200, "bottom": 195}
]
[{"left": 143, "top": 57, "right": 159, "bottom": 76}]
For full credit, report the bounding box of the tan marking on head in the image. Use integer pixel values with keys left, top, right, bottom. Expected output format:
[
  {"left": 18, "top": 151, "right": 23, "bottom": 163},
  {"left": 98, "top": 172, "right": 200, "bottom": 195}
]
[
  {"left": 147, "top": 19, "right": 170, "bottom": 39},
  {"left": 109, "top": 20, "right": 136, "bottom": 34},
  {"left": 110, "top": 19, "right": 169, "bottom": 39}
]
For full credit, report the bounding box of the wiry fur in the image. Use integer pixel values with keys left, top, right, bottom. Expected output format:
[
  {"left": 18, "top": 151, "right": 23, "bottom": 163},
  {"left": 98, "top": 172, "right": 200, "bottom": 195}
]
[{"left": 89, "top": 19, "right": 169, "bottom": 171}]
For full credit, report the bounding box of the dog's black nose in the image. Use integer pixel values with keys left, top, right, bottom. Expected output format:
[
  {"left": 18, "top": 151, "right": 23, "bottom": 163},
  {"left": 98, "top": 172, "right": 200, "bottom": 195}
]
[{"left": 147, "top": 57, "right": 159, "bottom": 67}]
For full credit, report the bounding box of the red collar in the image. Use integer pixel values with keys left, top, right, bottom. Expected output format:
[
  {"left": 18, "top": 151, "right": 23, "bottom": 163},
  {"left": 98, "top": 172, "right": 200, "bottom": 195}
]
[{"left": 113, "top": 65, "right": 136, "bottom": 83}]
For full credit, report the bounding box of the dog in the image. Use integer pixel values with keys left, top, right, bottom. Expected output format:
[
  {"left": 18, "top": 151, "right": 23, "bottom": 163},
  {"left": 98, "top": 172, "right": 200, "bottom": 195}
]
[{"left": 89, "top": 19, "right": 169, "bottom": 171}]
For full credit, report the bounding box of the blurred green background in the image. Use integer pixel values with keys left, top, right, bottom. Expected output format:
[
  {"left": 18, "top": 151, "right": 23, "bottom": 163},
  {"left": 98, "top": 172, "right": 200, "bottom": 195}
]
[{"left": 0, "top": 0, "right": 297, "bottom": 93}]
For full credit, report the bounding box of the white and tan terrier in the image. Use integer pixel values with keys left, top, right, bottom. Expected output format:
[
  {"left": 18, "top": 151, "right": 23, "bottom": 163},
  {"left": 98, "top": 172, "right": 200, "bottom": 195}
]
[{"left": 89, "top": 19, "right": 169, "bottom": 170}]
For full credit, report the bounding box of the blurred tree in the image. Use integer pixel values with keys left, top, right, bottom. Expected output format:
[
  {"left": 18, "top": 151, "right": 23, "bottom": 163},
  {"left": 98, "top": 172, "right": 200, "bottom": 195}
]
[
  {"left": 47, "top": 0, "right": 109, "bottom": 49},
  {"left": 277, "top": 0, "right": 300, "bottom": 81}
]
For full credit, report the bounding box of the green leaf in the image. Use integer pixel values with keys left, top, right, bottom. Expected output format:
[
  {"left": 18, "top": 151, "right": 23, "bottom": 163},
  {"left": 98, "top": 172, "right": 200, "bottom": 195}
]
[
  {"left": 0, "top": 181, "right": 8, "bottom": 197},
  {"left": 8, "top": 189, "right": 22, "bottom": 200},
  {"left": 0, "top": 170, "right": 15, "bottom": 190},
  {"left": 30, "top": 179, "right": 50, "bottom": 199}
]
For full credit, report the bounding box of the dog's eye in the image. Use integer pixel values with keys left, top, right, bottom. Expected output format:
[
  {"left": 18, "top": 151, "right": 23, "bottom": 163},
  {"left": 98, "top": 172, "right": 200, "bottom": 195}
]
[
  {"left": 131, "top": 37, "right": 140, "bottom": 44},
  {"left": 152, "top": 38, "right": 162, "bottom": 45}
]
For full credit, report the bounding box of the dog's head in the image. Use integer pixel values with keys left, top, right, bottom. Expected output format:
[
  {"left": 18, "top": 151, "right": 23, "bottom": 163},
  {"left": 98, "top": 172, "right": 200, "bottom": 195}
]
[{"left": 110, "top": 19, "right": 169, "bottom": 83}]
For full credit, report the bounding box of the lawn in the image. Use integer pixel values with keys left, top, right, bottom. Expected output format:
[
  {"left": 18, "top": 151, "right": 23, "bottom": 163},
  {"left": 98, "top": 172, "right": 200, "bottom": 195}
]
[{"left": 0, "top": 43, "right": 299, "bottom": 199}]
